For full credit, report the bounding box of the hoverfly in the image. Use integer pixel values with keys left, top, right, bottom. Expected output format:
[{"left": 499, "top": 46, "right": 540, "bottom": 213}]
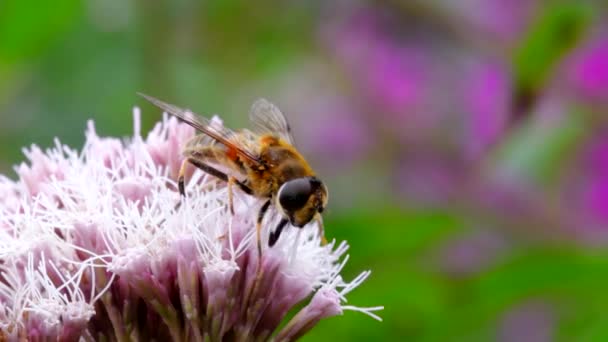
[{"left": 138, "top": 93, "right": 328, "bottom": 256}]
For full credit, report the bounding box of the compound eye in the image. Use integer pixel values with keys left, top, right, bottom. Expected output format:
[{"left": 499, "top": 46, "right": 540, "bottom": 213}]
[{"left": 278, "top": 178, "right": 312, "bottom": 212}]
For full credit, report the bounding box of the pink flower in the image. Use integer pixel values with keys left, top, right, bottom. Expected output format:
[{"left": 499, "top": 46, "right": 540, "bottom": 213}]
[
  {"left": 567, "top": 35, "right": 608, "bottom": 102},
  {"left": 464, "top": 0, "right": 536, "bottom": 42},
  {"left": 324, "top": 9, "right": 429, "bottom": 117},
  {"left": 563, "top": 133, "right": 608, "bottom": 227},
  {"left": 462, "top": 61, "right": 511, "bottom": 160},
  {"left": 0, "top": 108, "right": 382, "bottom": 340}
]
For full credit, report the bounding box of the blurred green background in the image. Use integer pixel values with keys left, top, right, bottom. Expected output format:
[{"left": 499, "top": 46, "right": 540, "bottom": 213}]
[{"left": 2, "top": 1, "right": 608, "bottom": 341}]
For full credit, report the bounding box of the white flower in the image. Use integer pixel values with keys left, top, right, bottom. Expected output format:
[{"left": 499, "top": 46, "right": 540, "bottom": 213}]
[{"left": 0, "top": 108, "right": 382, "bottom": 340}]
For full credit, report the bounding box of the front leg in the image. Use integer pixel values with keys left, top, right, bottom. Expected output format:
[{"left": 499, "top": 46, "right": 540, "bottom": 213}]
[
  {"left": 179, "top": 157, "right": 253, "bottom": 217},
  {"left": 227, "top": 176, "right": 242, "bottom": 215},
  {"left": 178, "top": 158, "right": 190, "bottom": 197},
  {"left": 178, "top": 147, "right": 253, "bottom": 199},
  {"left": 269, "top": 218, "right": 289, "bottom": 247},
  {"left": 256, "top": 199, "right": 272, "bottom": 259}
]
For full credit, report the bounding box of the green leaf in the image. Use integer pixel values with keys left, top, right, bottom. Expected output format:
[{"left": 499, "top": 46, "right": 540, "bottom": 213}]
[
  {"left": 493, "top": 107, "right": 586, "bottom": 185},
  {"left": 326, "top": 207, "right": 462, "bottom": 260},
  {"left": 513, "top": 3, "right": 592, "bottom": 96},
  {"left": 0, "top": 0, "right": 81, "bottom": 60}
]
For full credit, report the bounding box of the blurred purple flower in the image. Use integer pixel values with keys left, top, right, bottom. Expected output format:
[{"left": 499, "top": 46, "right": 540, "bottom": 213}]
[
  {"left": 0, "top": 109, "right": 382, "bottom": 340},
  {"left": 438, "top": 230, "right": 509, "bottom": 276},
  {"left": 567, "top": 35, "right": 608, "bottom": 102},
  {"left": 462, "top": 61, "right": 510, "bottom": 160},
  {"left": 324, "top": 9, "right": 384, "bottom": 68},
  {"left": 323, "top": 8, "right": 430, "bottom": 119},
  {"left": 565, "top": 133, "right": 608, "bottom": 226},
  {"left": 395, "top": 152, "right": 466, "bottom": 205},
  {"left": 498, "top": 302, "right": 554, "bottom": 342},
  {"left": 464, "top": 0, "right": 536, "bottom": 42},
  {"left": 364, "top": 44, "right": 427, "bottom": 115},
  {"left": 298, "top": 99, "right": 370, "bottom": 165}
]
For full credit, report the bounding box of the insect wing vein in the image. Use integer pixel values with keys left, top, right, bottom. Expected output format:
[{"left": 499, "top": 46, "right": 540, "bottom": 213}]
[
  {"left": 249, "top": 98, "right": 295, "bottom": 145},
  {"left": 138, "top": 93, "right": 262, "bottom": 165}
]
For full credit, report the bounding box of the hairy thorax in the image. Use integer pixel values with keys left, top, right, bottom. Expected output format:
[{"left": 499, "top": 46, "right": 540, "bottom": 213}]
[{"left": 247, "top": 136, "right": 314, "bottom": 198}]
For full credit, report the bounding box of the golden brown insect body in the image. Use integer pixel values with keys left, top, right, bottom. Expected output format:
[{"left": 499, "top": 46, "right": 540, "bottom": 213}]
[
  {"left": 139, "top": 93, "right": 328, "bottom": 252},
  {"left": 253, "top": 135, "right": 327, "bottom": 227}
]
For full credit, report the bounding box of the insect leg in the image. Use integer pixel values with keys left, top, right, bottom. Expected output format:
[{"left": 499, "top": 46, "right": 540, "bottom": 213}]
[
  {"left": 227, "top": 176, "right": 238, "bottom": 215},
  {"left": 187, "top": 157, "right": 228, "bottom": 181},
  {"left": 178, "top": 159, "right": 189, "bottom": 197},
  {"left": 184, "top": 156, "right": 253, "bottom": 194},
  {"left": 226, "top": 176, "right": 253, "bottom": 214},
  {"left": 256, "top": 199, "right": 272, "bottom": 259},
  {"left": 269, "top": 218, "right": 289, "bottom": 247}
]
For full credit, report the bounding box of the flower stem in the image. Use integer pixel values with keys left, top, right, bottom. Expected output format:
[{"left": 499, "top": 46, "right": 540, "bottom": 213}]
[{"left": 101, "top": 292, "right": 129, "bottom": 342}]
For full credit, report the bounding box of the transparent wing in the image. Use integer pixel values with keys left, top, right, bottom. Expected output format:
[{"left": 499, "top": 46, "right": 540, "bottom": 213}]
[
  {"left": 138, "top": 93, "right": 262, "bottom": 165},
  {"left": 249, "top": 98, "right": 295, "bottom": 145}
]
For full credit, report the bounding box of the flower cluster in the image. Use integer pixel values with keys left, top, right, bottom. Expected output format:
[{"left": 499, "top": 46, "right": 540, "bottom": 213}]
[{"left": 0, "top": 109, "right": 381, "bottom": 340}]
